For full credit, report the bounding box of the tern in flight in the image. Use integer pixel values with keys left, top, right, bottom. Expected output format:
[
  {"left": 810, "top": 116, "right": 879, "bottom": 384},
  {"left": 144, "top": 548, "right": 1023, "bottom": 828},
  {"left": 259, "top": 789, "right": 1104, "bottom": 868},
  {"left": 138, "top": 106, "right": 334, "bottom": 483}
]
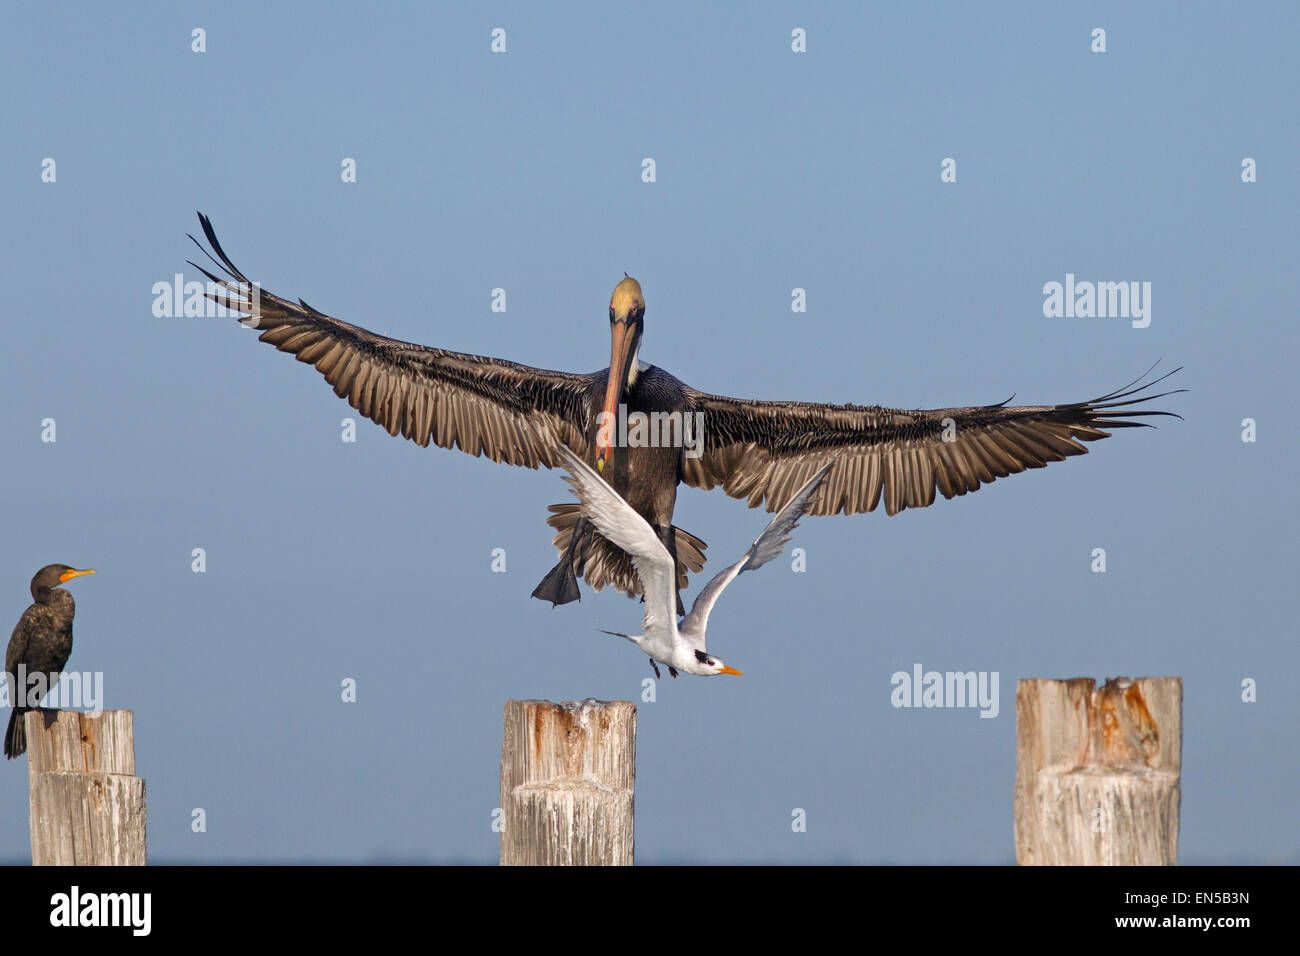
[{"left": 558, "top": 446, "right": 832, "bottom": 679}]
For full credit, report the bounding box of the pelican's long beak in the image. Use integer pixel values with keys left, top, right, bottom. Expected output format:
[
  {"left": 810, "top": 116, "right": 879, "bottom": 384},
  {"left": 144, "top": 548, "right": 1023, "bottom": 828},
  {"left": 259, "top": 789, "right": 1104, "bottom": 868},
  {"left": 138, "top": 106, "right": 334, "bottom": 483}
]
[
  {"left": 719, "top": 666, "right": 743, "bottom": 676},
  {"left": 59, "top": 568, "right": 96, "bottom": 583},
  {"left": 597, "top": 319, "right": 637, "bottom": 474},
  {"left": 598, "top": 321, "right": 639, "bottom": 476}
]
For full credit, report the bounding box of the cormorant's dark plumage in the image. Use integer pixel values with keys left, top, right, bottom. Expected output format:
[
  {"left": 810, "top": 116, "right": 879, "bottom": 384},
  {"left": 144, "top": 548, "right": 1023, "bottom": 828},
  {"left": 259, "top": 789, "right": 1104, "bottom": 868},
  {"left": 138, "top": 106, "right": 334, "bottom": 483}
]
[{"left": 5, "top": 564, "right": 95, "bottom": 759}]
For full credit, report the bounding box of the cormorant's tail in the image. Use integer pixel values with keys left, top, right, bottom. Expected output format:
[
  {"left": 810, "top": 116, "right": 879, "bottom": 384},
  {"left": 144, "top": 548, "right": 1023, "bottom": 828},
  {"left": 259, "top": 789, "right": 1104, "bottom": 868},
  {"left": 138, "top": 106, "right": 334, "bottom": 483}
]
[{"left": 4, "top": 708, "right": 25, "bottom": 759}]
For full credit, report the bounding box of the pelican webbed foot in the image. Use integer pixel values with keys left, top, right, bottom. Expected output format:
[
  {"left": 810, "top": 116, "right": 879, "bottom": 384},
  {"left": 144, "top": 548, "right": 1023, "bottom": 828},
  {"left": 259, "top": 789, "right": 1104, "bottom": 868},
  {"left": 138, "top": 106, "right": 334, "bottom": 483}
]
[{"left": 531, "top": 555, "right": 582, "bottom": 607}]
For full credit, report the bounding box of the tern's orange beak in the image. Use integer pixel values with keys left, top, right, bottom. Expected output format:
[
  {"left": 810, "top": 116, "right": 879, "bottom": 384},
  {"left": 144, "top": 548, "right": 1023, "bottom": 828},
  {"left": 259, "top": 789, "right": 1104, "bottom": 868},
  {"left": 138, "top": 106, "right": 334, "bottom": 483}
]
[
  {"left": 597, "top": 321, "right": 636, "bottom": 473},
  {"left": 58, "top": 568, "right": 96, "bottom": 583},
  {"left": 718, "top": 666, "right": 743, "bottom": 676}
]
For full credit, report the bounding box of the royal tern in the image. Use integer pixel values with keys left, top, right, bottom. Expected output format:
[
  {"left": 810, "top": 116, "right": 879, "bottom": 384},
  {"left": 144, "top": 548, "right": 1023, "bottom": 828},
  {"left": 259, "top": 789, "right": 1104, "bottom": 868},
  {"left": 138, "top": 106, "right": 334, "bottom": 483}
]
[{"left": 558, "top": 446, "right": 832, "bottom": 678}]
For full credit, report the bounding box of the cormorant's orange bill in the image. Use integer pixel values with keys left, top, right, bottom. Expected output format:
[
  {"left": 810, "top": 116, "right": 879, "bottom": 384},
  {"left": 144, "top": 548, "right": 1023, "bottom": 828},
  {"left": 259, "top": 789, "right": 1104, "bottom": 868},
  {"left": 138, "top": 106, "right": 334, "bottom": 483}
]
[
  {"left": 597, "top": 320, "right": 637, "bottom": 473},
  {"left": 58, "top": 568, "right": 96, "bottom": 583},
  {"left": 719, "top": 666, "right": 743, "bottom": 676}
]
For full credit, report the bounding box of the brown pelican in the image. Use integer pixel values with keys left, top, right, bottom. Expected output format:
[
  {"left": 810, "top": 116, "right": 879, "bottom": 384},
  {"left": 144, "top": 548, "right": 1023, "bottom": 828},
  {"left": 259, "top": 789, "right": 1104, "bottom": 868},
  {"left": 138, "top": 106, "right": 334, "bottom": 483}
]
[
  {"left": 187, "top": 214, "right": 1181, "bottom": 610},
  {"left": 558, "top": 446, "right": 831, "bottom": 679}
]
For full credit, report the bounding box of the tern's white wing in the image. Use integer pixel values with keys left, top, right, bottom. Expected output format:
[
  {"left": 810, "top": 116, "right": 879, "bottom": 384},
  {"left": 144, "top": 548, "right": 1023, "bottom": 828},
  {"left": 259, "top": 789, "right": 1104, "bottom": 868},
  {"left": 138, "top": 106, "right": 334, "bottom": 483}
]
[
  {"left": 557, "top": 447, "right": 678, "bottom": 643},
  {"left": 679, "top": 460, "right": 834, "bottom": 640}
]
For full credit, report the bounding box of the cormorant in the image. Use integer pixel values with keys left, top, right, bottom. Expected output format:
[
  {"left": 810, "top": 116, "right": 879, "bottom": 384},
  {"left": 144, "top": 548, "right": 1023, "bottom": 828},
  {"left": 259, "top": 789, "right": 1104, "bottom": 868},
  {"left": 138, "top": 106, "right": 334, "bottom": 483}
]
[{"left": 4, "top": 564, "right": 95, "bottom": 759}]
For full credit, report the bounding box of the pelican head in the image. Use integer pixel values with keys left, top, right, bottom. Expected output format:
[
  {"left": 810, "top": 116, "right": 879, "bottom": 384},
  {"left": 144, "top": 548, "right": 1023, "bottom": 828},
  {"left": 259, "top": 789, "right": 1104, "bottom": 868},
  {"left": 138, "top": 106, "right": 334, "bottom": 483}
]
[
  {"left": 597, "top": 276, "right": 646, "bottom": 472},
  {"left": 610, "top": 275, "right": 645, "bottom": 321}
]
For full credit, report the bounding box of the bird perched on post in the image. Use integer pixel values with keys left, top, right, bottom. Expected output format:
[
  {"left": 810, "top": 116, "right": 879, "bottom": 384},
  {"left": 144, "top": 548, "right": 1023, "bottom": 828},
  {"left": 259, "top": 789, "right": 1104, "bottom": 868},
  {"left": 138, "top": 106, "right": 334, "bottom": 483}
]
[
  {"left": 4, "top": 564, "right": 95, "bottom": 759},
  {"left": 558, "top": 446, "right": 831, "bottom": 679}
]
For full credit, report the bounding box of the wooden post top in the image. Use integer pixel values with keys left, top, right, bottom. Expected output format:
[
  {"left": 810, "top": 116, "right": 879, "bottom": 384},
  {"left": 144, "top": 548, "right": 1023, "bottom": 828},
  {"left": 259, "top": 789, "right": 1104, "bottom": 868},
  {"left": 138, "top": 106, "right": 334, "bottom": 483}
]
[
  {"left": 1016, "top": 677, "right": 1181, "bottom": 775},
  {"left": 501, "top": 699, "right": 636, "bottom": 793},
  {"left": 1014, "top": 677, "right": 1182, "bottom": 865},
  {"left": 24, "top": 710, "right": 135, "bottom": 776}
]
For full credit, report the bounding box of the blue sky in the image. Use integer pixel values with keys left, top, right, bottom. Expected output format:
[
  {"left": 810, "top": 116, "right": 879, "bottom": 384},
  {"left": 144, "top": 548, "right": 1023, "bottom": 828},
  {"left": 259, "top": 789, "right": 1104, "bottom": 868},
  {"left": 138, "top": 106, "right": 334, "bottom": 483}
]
[{"left": 1, "top": 2, "right": 1296, "bottom": 863}]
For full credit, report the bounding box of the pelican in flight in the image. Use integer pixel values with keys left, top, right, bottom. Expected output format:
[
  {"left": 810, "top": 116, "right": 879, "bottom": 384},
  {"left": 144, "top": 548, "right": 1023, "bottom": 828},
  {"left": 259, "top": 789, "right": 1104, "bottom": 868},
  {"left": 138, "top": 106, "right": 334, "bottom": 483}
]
[
  {"left": 187, "top": 214, "right": 1181, "bottom": 611},
  {"left": 559, "top": 446, "right": 831, "bottom": 678}
]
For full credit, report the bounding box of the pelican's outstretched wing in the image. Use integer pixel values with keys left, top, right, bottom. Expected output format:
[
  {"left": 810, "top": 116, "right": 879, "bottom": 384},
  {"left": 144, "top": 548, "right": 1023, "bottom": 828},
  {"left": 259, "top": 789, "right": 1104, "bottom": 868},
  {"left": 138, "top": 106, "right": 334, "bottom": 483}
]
[
  {"left": 682, "top": 367, "right": 1183, "bottom": 516},
  {"left": 188, "top": 213, "right": 592, "bottom": 467},
  {"left": 679, "top": 461, "right": 834, "bottom": 642}
]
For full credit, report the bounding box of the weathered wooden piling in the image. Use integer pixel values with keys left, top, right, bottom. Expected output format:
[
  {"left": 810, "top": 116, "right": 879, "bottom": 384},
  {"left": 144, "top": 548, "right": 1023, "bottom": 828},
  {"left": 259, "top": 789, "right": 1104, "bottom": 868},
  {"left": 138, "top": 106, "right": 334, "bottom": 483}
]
[
  {"left": 499, "top": 698, "right": 635, "bottom": 866},
  {"left": 26, "top": 709, "right": 147, "bottom": 865},
  {"left": 1014, "top": 677, "right": 1181, "bottom": 865}
]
